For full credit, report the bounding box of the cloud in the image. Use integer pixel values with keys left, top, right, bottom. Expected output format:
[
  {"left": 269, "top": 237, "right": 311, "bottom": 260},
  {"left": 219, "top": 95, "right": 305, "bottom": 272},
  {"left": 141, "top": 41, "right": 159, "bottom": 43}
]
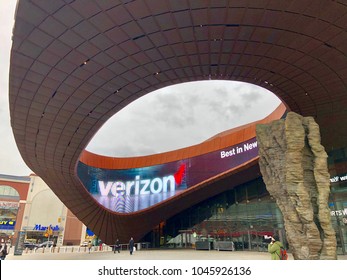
[{"left": 86, "top": 81, "right": 281, "bottom": 157}]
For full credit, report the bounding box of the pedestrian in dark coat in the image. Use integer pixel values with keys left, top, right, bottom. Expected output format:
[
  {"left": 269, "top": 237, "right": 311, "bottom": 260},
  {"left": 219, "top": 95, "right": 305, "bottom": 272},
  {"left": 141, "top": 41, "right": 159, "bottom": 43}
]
[
  {"left": 0, "top": 243, "right": 8, "bottom": 260},
  {"left": 114, "top": 239, "right": 120, "bottom": 253},
  {"left": 129, "top": 237, "right": 134, "bottom": 255}
]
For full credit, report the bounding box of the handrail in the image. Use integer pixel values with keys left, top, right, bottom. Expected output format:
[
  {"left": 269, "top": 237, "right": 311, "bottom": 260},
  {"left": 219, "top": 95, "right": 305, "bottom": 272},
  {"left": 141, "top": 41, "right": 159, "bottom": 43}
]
[{"left": 14, "top": 242, "right": 150, "bottom": 254}]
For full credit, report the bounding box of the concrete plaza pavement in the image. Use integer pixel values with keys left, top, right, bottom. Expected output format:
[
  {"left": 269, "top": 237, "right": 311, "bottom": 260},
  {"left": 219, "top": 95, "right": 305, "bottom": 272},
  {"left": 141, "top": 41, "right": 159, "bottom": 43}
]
[
  {"left": 5, "top": 248, "right": 347, "bottom": 260},
  {"left": 6, "top": 249, "right": 289, "bottom": 260}
]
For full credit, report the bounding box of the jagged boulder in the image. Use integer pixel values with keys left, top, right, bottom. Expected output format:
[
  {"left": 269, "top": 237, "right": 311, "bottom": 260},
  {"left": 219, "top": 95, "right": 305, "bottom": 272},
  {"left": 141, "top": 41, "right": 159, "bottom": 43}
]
[{"left": 256, "top": 112, "right": 337, "bottom": 260}]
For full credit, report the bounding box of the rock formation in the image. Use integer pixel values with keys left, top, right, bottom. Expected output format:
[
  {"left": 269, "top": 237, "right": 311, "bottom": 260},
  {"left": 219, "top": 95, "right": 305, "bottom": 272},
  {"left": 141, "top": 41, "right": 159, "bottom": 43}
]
[{"left": 256, "top": 112, "right": 337, "bottom": 260}]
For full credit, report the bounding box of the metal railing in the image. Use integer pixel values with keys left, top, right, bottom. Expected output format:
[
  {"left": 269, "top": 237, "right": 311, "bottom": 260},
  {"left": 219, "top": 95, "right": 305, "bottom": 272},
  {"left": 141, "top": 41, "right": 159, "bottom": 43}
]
[{"left": 11, "top": 242, "right": 150, "bottom": 254}]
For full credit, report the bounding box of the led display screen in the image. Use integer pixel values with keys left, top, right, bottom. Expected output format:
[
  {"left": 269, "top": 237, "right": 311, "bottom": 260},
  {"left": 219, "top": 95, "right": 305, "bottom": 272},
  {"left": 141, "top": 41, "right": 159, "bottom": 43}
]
[{"left": 78, "top": 137, "right": 258, "bottom": 213}]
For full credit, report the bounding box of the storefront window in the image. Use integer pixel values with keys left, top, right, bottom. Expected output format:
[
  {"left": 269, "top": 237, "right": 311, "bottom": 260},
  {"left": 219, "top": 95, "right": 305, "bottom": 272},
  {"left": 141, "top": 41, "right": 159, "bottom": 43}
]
[
  {"left": 143, "top": 178, "right": 286, "bottom": 251},
  {"left": 0, "top": 185, "right": 20, "bottom": 244},
  {"left": 328, "top": 147, "right": 347, "bottom": 255},
  {"left": 143, "top": 176, "right": 345, "bottom": 254},
  {"left": 137, "top": 146, "right": 347, "bottom": 256}
]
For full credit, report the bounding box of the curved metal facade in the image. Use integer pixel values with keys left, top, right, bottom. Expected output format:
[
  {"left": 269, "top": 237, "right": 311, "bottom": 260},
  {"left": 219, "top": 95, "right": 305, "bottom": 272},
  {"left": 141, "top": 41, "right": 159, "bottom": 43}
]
[{"left": 9, "top": 1, "right": 347, "bottom": 243}]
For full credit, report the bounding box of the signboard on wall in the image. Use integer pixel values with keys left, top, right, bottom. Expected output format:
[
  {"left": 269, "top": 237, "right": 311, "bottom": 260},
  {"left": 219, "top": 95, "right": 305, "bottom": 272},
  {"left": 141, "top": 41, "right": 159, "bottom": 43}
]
[
  {"left": 78, "top": 137, "right": 259, "bottom": 213},
  {"left": 0, "top": 220, "right": 16, "bottom": 230},
  {"left": 0, "top": 201, "right": 19, "bottom": 208},
  {"left": 330, "top": 173, "right": 347, "bottom": 183}
]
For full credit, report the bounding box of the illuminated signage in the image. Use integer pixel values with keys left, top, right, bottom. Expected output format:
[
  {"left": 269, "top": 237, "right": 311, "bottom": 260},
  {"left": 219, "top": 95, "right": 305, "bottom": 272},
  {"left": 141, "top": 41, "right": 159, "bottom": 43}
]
[
  {"left": 78, "top": 137, "right": 259, "bottom": 213},
  {"left": 330, "top": 173, "right": 347, "bottom": 183},
  {"left": 99, "top": 174, "right": 177, "bottom": 197},
  {"left": 0, "top": 220, "right": 16, "bottom": 229},
  {"left": 220, "top": 140, "right": 258, "bottom": 159},
  {"left": 330, "top": 208, "right": 347, "bottom": 217},
  {"left": 33, "top": 224, "right": 60, "bottom": 231}
]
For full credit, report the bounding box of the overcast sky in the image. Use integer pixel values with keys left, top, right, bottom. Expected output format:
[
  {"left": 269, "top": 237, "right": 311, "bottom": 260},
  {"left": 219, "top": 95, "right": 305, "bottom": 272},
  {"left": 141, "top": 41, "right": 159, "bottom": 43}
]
[
  {"left": 86, "top": 81, "right": 281, "bottom": 157},
  {"left": 0, "top": 2, "right": 281, "bottom": 176}
]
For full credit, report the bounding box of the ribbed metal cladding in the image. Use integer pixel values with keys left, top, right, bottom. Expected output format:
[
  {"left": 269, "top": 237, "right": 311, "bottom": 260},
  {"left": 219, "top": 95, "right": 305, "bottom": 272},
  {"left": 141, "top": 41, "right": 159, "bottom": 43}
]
[{"left": 9, "top": 0, "right": 347, "bottom": 243}]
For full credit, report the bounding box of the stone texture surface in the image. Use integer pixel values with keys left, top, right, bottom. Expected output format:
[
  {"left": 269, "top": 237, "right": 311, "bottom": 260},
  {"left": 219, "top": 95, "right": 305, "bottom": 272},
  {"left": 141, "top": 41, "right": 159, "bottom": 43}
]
[{"left": 256, "top": 112, "right": 337, "bottom": 260}]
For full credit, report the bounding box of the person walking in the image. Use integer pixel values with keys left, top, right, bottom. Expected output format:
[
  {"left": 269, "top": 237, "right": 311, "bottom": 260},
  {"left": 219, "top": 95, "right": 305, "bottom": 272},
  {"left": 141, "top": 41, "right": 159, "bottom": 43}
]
[
  {"left": 267, "top": 235, "right": 283, "bottom": 260},
  {"left": 129, "top": 237, "right": 134, "bottom": 255},
  {"left": 0, "top": 243, "right": 8, "bottom": 260},
  {"left": 87, "top": 241, "right": 92, "bottom": 254},
  {"left": 114, "top": 239, "right": 120, "bottom": 253}
]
